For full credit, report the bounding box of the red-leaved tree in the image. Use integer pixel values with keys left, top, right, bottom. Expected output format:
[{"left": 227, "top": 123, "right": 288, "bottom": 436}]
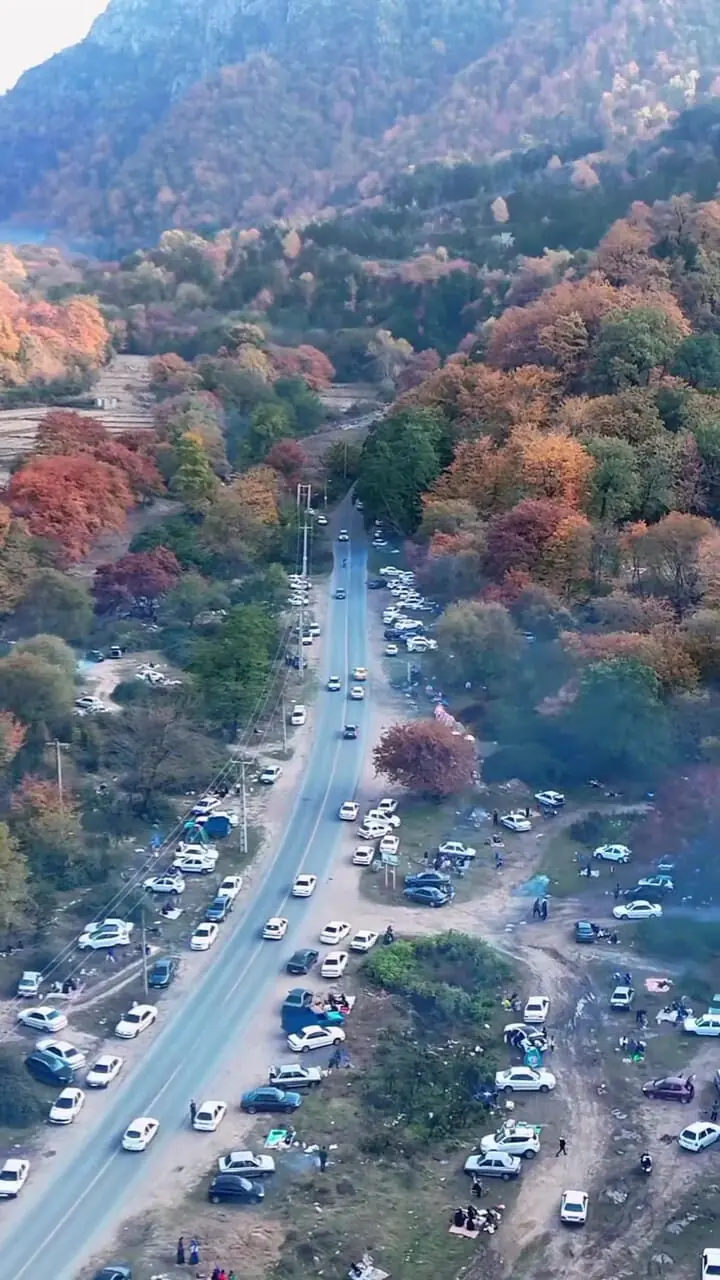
[
  {"left": 8, "top": 455, "right": 135, "bottom": 562},
  {"left": 373, "top": 721, "right": 476, "bottom": 798},
  {"left": 93, "top": 548, "right": 182, "bottom": 616}
]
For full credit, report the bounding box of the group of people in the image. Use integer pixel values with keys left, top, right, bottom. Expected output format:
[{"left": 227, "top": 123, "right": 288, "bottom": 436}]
[
  {"left": 175, "top": 1238, "right": 237, "bottom": 1278},
  {"left": 619, "top": 1035, "right": 646, "bottom": 1061},
  {"left": 451, "top": 1203, "right": 505, "bottom": 1235}
]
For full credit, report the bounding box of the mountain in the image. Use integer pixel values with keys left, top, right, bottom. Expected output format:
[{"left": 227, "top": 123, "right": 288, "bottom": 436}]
[{"left": 2, "top": 0, "right": 720, "bottom": 247}]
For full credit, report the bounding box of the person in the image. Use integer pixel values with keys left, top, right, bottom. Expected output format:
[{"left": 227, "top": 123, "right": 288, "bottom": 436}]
[
  {"left": 614, "top": 882, "right": 621, "bottom": 899},
  {"left": 329, "top": 1047, "right": 343, "bottom": 1069},
  {"left": 548, "top": 1035, "right": 556, "bottom": 1052},
  {"left": 383, "top": 925, "right": 394, "bottom": 945},
  {"left": 471, "top": 1175, "right": 484, "bottom": 1199},
  {"left": 609, "top": 931, "right": 619, "bottom": 944},
  {"left": 525, "top": 806, "right": 531, "bottom": 818},
  {"left": 189, "top": 1240, "right": 200, "bottom": 1266},
  {"left": 623, "top": 971, "right": 632, "bottom": 986},
  {"left": 532, "top": 899, "right": 540, "bottom": 919},
  {"left": 211, "top": 1269, "right": 220, "bottom": 1280},
  {"left": 712, "top": 1102, "right": 719, "bottom": 1124},
  {"left": 492, "top": 810, "right": 499, "bottom": 826},
  {"left": 540, "top": 898, "right": 548, "bottom": 920},
  {"left": 555, "top": 1138, "right": 567, "bottom": 1157},
  {"left": 466, "top": 1205, "right": 477, "bottom": 1229},
  {"left": 342, "top": 558, "right": 347, "bottom": 568},
  {"left": 189, "top": 1099, "right": 198, "bottom": 1125},
  {"left": 318, "top": 1145, "right": 328, "bottom": 1172},
  {"left": 176, "top": 1238, "right": 186, "bottom": 1265},
  {"left": 453, "top": 1207, "right": 466, "bottom": 1228},
  {"left": 640, "top": 1152, "right": 652, "bottom": 1175},
  {"left": 635, "top": 1009, "right": 647, "bottom": 1027}
]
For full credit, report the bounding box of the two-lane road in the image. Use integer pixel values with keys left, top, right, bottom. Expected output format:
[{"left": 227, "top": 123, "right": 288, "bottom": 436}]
[{"left": 0, "top": 517, "right": 371, "bottom": 1280}]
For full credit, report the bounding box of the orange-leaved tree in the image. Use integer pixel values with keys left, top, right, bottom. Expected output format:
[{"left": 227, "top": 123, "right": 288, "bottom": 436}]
[
  {"left": 374, "top": 720, "right": 476, "bottom": 798},
  {"left": 8, "top": 455, "right": 135, "bottom": 561}
]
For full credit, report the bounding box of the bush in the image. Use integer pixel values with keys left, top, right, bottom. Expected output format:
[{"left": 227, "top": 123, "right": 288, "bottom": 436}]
[
  {"left": 364, "top": 931, "right": 511, "bottom": 1029},
  {"left": 0, "top": 1049, "right": 51, "bottom": 1127},
  {"left": 635, "top": 918, "right": 720, "bottom": 965},
  {"left": 568, "top": 811, "right": 631, "bottom": 846}
]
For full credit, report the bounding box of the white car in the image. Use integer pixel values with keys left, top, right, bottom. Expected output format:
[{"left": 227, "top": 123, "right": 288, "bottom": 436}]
[
  {"left": 218, "top": 875, "right": 243, "bottom": 902},
  {"left": 560, "top": 1190, "right": 589, "bottom": 1225},
  {"left": 366, "top": 809, "right": 400, "bottom": 827},
  {"left": 479, "top": 1120, "right": 540, "bottom": 1160},
  {"left": 320, "top": 921, "right": 351, "bottom": 945},
  {"left": 193, "top": 1100, "right": 227, "bottom": 1132},
  {"left": 495, "top": 1066, "right": 556, "bottom": 1094},
  {"left": 378, "top": 834, "right": 399, "bottom": 856},
  {"left": 500, "top": 812, "right": 532, "bottom": 833},
  {"left": 49, "top": 1087, "right": 85, "bottom": 1125},
  {"left": 523, "top": 996, "right": 550, "bottom": 1025},
  {"left": 290, "top": 704, "right": 307, "bottom": 726},
  {"left": 610, "top": 985, "right": 634, "bottom": 1010},
  {"left": 259, "top": 765, "right": 282, "bottom": 785},
  {"left": 78, "top": 920, "right": 133, "bottom": 950},
  {"left": 352, "top": 666, "right": 368, "bottom": 682},
  {"left": 683, "top": 1013, "right": 720, "bottom": 1036},
  {"left": 594, "top": 843, "right": 631, "bottom": 864},
  {"left": 535, "top": 791, "right": 565, "bottom": 809},
  {"left": 36, "top": 1039, "right": 86, "bottom": 1069},
  {"left": 357, "top": 822, "right": 391, "bottom": 839},
  {"left": 0, "top": 1159, "right": 29, "bottom": 1197},
  {"left": 218, "top": 1150, "right": 276, "bottom": 1176},
  {"left": 327, "top": 676, "right": 342, "bottom": 691},
  {"left": 350, "top": 929, "right": 379, "bottom": 953},
  {"left": 86, "top": 1055, "right": 124, "bottom": 1088},
  {"left": 438, "top": 841, "right": 476, "bottom": 860},
  {"left": 263, "top": 916, "right": 289, "bottom": 940},
  {"left": 704, "top": 1250, "right": 720, "bottom": 1278},
  {"left": 144, "top": 872, "right": 185, "bottom": 895},
  {"left": 172, "top": 850, "right": 217, "bottom": 875},
  {"left": 337, "top": 530, "right": 349, "bottom": 542},
  {"left": 292, "top": 873, "right": 318, "bottom": 898},
  {"left": 288, "top": 1024, "right": 346, "bottom": 1053},
  {"left": 191, "top": 797, "right": 220, "bottom": 818},
  {"left": 679, "top": 1122, "right": 720, "bottom": 1153},
  {"left": 376, "top": 799, "right": 398, "bottom": 816},
  {"left": 122, "top": 1116, "right": 159, "bottom": 1151},
  {"left": 352, "top": 845, "right": 375, "bottom": 866},
  {"left": 339, "top": 801, "right": 359, "bottom": 821},
  {"left": 349, "top": 686, "right": 365, "bottom": 701},
  {"left": 115, "top": 1004, "right": 158, "bottom": 1039},
  {"left": 321, "top": 951, "right": 349, "bottom": 979},
  {"left": 384, "top": 644, "right": 399, "bottom": 656},
  {"left": 191, "top": 922, "right": 219, "bottom": 951},
  {"left": 17, "top": 1007, "right": 67, "bottom": 1034},
  {"left": 612, "top": 900, "right": 662, "bottom": 921}
]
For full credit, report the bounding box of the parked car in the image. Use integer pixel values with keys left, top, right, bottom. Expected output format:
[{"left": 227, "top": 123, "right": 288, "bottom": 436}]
[
  {"left": 18, "top": 1007, "right": 68, "bottom": 1034},
  {"left": 78, "top": 920, "right": 133, "bottom": 951},
  {"left": 25, "top": 1049, "right": 73, "bottom": 1086},
  {"left": 268, "top": 1064, "right": 325, "bottom": 1090},
  {"left": 320, "top": 951, "right": 348, "bottom": 980},
  {"left": 218, "top": 1150, "right": 275, "bottom": 1177},
  {"left": 86, "top": 1055, "right": 124, "bottom": 1089},
  {"left": 16, "top": 970, "right": 42, "bottom": 998},
  {"left": 191, "top": 922, "right": 220, "bottom": 950},
  {"left": 403, "top": 885, "right": 453, "bottom": 907},
  {"left": 218, "top": 875, "right": 243, "bottom": 902},
  {"left": 143, "top": 873, "right": 185, "bottom": 896},
  {"left": 438, "top": 841, "right": 476, "bottom": 860},
  {"left": 259, "top": 765, "right": 282, "bottom": 785},
  {"left": 288, "top": 1025, "right": 346, "bottom": 1053},
  {"left": 574, "top": 921, "right": 597, "bottom": 944},
  {"left": 208, "top": 1174, "right": 264, "bottom": 1205},
  {"left": 678, "top": 1122, "right": 720, "bottom": 1152},
  {"left": 463, "top": 1151, "right": 521, "bottom": 1181},
  {"left": 535, "top": 791, "right": 565, "bottom": 809},
  {"left": 594, "top": 844, "right": 631, "bottom": 864},
  {"left": 36, "top": 1039, "right": 86, "bottom": 1069},
  {"left": 320, "top": 921, "right": 351, "bottom": 945},
  {"left": 148, "top": 957, "right": 177, "bottom": 989},
  {"left": 523, "top": 996, "right": 550, "bottom": 1024},
  {"left": 0, "top": 1159, "right": 30, "bottom": 1198},
  {"left": 404, "top": 871, "right": 451, "bottom": 890},
  {"left": 683, "top": 1013, "right": 720, "bottom": 1036},
  {"left": 637, "top": 874, "right": 674, "bottom": 892},
  {"left": 642, "top": 1075, "right": 695, "bottom": 1103},
  {"left": 703, "top": 1250, "right": 720, "bottom": 1278},
  {"left": 495, "top": 1067, "right": 556, "bottom": 1094},
  {"left": 477, "top": 1121, "right": 540, "bottom": 1160},
  {"left": 286, "top": 950, "right": 319, "bottom": 975},
  {"left": 560, "top": 1190, "right": 588, "bottom": 1225},
  {"left": 500, "top": 812, "right": 532, "bottom": 833},
  {"left": 610, "top": 985, "right": 634, "bottom": 1011},
  {"left": 91, "top": 1267, "right": 132, "bottom": 1280},
  {"left": 193, "top": 1100, "right": 227, "bottom": 1132},
  {"left": 352, "top": 844, "right": 375, "bottom": 866},
  {"left": 350, "top": 930, "right": 379, "bottom": 953},
  {"left": 612, "top": 900, "right": 662, "bottom": 921},
  {"left": 205, "top": 897, "right": 231, "bottom": 923},
  {"left": 241, "top": 1087, "right": 302, "bottom": 1114},
  {"left": 114, "top": 1004, "right": 157, "bottom": 1039},
  {"left": 49, "top": 1087, "right": 85, "bottom": 1125}
]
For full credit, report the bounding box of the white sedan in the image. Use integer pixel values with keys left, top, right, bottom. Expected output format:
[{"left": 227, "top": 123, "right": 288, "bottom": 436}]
[
  {"left": 378, "top": 834, "right": 399, "bottom": 856},
  {"left": 86, "top": 1055, "right": 124, "bottom": 1089},
  {"left": 500, "top": 812, "right": 532, "bottom": 833},
  {"left": 191, "top": 922, "right": 219, "bottom": 951},
  {"left": 320, "top": 921, "right": 351, "bottom": 945},
  {"left": 439, "top": 841, "right": 476, "bottom": 859},
  {"left": 115, "top": 1004, "right": 158, "bottom": 1039},
  {"left": 535, "top": 791, "right": 565, "bottom": 809},
  {"left": 36, "top": 1039, "right": 86, "bottom": 1069},
  {"left": 339, "top": 802, "right": 359, "bottom": 821},
  {"left": 292, "top": 874, "right": 318, "bottom": 898},
  {"left": 350, "top": 930, "right": 379, "bottom": 953},
  {"left": 143, "top": 872, "right": 185, "bottom": 895},
  {"left": 679, "top": 1122, "right": 720, "bottom": 1153},
  {"left": 49, "top": 1087, "right": 85, "bottom": 1125},
  {"left": 560, "top": 1190, "right": 589, "bottom": 1225},
  {"left": 523, "top": 996, "right": 550, "bottom": 1025},
  {"left": 122, "top": 1116, "right": 159, "bottom": 1151},
  {"left": 0, "top": 1159, "right": 29, "bottom": 1198},
  {"left": 218, "top": 875, "right": 243, "bottom": 902},
  {"left": 594, "top": 844, "right": 631, "bottom": 864},
  {"left": 327, "top": 676, "right": 342, "bottom": 691},
  {"left": 321, "top": 951, "right": 349, "bottom": 979},
  {"left": 288, "top": 1024, "right": 346, "bottom": 1053},
  {"left": 193, "top": 1100, "right": 228, "bottom": 1132},
  {"left": 349, "top": 685, "right": 365, "bottom": 701},
  {"left": 704, "top": 1250, "right": 720, "bottom": 1279},
  {"left": 352, "top": 845, "right": 375, "bottom": 866},
  {"left": 17, "top": 1007, "right": 68, "bottom": 1034},
  {"left": 612, "top": 900, "right": 662, "bottom": 921},
  {"left": 384, "top": 644, "right": 399, "bottom": 656},
  {"left": 683, "top": 1014, "right": 720, "bottom": 1036},
  {"left": 495, "top": 1067, "right": 556, "bottom": 1094},
  {"left": 263, "top": 917, "right": 289, "bottom": 940}
]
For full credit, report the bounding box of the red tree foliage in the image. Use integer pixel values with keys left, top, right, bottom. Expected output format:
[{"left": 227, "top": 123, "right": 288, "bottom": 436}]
[
  {"left": 265, "top": 438, "right": 308, "bottom": 486},
  {"left": 484, "top": 498, "right": 576, "bottom": 581},
  {"left": 269, "top": 344, "right": 335, "bottom": 390},
  {"left": 8, "top": 455, "right": 135, "bottom": 562},
  {"left": 373, "top": 720, "right": 476, "bottom": 798},
  {"left": 93, "top": 548, "right": 183, "bottom": 614},
  {"left": 35, "top": 410, "right": 162, "bottom": 496}
]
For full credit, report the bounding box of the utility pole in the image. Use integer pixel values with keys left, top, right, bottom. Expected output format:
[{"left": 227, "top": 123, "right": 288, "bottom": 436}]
[
  {"left": 140, "top": 903, "right": 149, "bottom": 998},
  {"left": 296, "top": 483, "right": 313, "bottom": 676},
  {"left": 55, "top": 740, "right": 64, "bottom": 812},
  {"left": 281, "top": 697, "right": 288, "bottom": 753},
  {"left": 240, "top": 760, "right": 248, "bottom": 856}
]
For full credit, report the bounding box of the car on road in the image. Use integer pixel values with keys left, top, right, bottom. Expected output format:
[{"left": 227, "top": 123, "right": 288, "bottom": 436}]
[
  {"left": 18, "top": 1007, "right": 68, "bottom": 1034},
  {"left": 122, "top": 1117, "right": 159, "bottom": 1151},
  {"left": 191, "top": 796, "right": 220, "bottom": 817},
  {"left": 574, "top": 920, "right": 597, "bottom": 944},
  {"left": 286, "top": 949, "right": 319, "bottom": 975},
  {"left": 478, "top": 1121, "right": 541, "bottom": 1160},
  {"left": 0, "top": 1159, "right": 30, "bottom": 1198},
  {"left": 337, "top": 530, "right": 349, "bottom": 542},
  {"left": 500, "top": 812, "right": 532, "bottom": 832},
  {"left": 403, "top": 885, "right": 453, "bottom": 907},
  {"left": 535, "top": 791, "right": 565, "bottom": 809},
  {"left": 78, "top": 920, "right": 134, "bottom": 950},
  {"left": 193, "top": 1100, "right": 227, "bottom": 1132},
  {"left": 86, "top": 1055, "right": 124, "bottom": 1089},
  {"left": 269, "top": 1063, "right": 325, "bottom": 1090},
  {"left": 292, "top": 873, "right": 318, "bottom": 898},
  {"left": 339, "top": 801, "right": 359, "bottom": 821},
  {"left": 36, "top": 1039, "right": 86, "bottom": 1070},
  {"left": 335, "top": 588, "right": 347, "bottom": 600},
  {"left": 349, "top": 685, "right": 365, "bottom": 700},
  {"left": 191, "top": 922, "right": 220, "bottom": 950},
  {"left": 218, "top": 875, "right": 243, "bottom": 902},
  {"left": 352, "top": 667, "right": 368, "bottom": 682},
  {"left": 208, "top": 1173, "right": 264, "bottom": 1205},
  {"left": 678, "top": 1122, "right": 720, "bottom": 1152},
  {"left": 637, "top": 874, "right": 674, "bottom": 892},
  {"left": 612, "top": 900, "right": 662, "bottom": 921},
  {"left": 263, "top": 917, "right": 289, "bottom": 941},
  {"left": 378, "top": 834, "right": 399, "bottom": 856},
  {"left": 288, "top": 1024, "right": 347, "bottom": 1053},
  {"left": 560, "top": 1190, "right": 589, "bottom": 1225},
  {"left": 352, "top": 844, "right": 375, "bottom": 866},
  {"left": 143, "top": 872, "right": 185, "bottom": 895},
  {"left": 594, "top": 843, "right": 631, "bottom": 864},
  {"left": 327, "top": 676, "right": 342, "bottom": 691},
  {"left": 259, "top": 765, "right": 282, "bottom": 785},
  {"left": 25, "top": 1049, "right": 73, "bottom": 1086},
  {"left": 683, "top": 1013, "right": 720, "bottom": 1036},
  {"left": 610, "top": 985, "right": 634, "bottom": 1011},
  {"left": 495, "top": 1066, "right": 556, "bottom": 1094},
  {"left": 172, "top": 851, "right": 216, "bottom": 875},
  {"left": 385, "top": 644, "right": 399, "bottom": 656},
  {"left": 241, "top": 1087, "right": 302, "bottom": 1114},
  {"left": 316, "top": 514, "right": 328, "bottom": 527},
  {"left": 642, "top": 1075, "right": 695, "bottom": 1103},
  {"left": 343, "top": 724, "right": 358, "bottom": 740},
  {"left": 49, "top": 1087, "right": 85, "bottom": 1125},
  {"left": 350, "top": 930, "right": 379, "bottom": 953},
  {"left": 321, "top": 951, "right": 349, "bottom": 979},
  {"left": 205, "top": 896, "right": 232, "bottom": 923},
  {"left": 218, "top": 1150, "right": 276, "bottom": 1177},
  {"left": 463, "top": 1151, "right": 521, "bottom": 1180},
  {"left": 148, "top": 957, "right": 177, "bottom": 989},
  {"left": 438, "top": 841, "right": 476, "bottom": 860},
  {"left": 404, "top": 871, "right": 451, "bottom": 890},
  {"left": 114, "top": 1004, "right": 158, "bottom": 1039},
  {"left": 704, "top": 1249, "right": 720, "bottom": 1278},
  {"left": 320, "top": 920, "right": 351, "bottom": 945},
  {"left": 523, "top": 996, "right": 550, "bottom": 1025},
  {"left": 289, "top": 704, "right": 307, "bottom": 726}
]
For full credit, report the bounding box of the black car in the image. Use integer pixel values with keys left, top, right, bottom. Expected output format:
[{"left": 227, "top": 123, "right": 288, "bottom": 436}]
[
  {"left": 335, "top": 588, "right": 347, "bottom": 600},
  {"left": 240, "top": 1087, "right": 302, "bottom": 1114},
  {"left": 148, "top": 956, "right": 177, "bottom": 989},
  {"left": 404, "top": 871, "right": 452, "bottom": 890},
  {"left": 367, "top": 579, "right": 386, "bottom": 590},
  {"left": 25, "top": 1049, "right": 74, "bottom": 1086},
  {"left": 286, "top": 950, "right": 319, "bottom": 975},
  {"left": 92, "top": 1268, "right": 132, "bottom": 1280},
  {"left": 384, "top": 627, "right": 401, "bottom": 640},
  {"left": 343, "top": 725, "right": 358, "bottom": 740},
  {"left": 206, "top": 895, "right": 231, "bottom": 923},
  {"left": 208, "top": 1174, "right": 265, "bottom": 1205},
  {"left": 283, "top": 987, "right": 314, "bottom": 1009}
]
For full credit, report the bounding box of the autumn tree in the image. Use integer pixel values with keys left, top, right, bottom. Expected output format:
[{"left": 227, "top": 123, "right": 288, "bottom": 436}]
[
  {"left": 13, "top": 569, "right": 93, "bottom": 643},
  {"left": 562, "top": 629, "right": 699, "bottom": 694},
  {"left": 228, "top": 466, "right": 280, "bottom": 525},
  {"left": 269, "top": 344, "right": 335, "bottom": 391},
  {"left": 0, "top": 823, "right": 27, "bottom": 930},
  {"left": 93, "top": 548, "right": 183, "bottom": 616},
  {"left": 434, "top": 601, "right": 522, "bottom": 690},
  {"left": 398, "top": 361, "right": 557, "bottom": 438},
  {"left": 10, "top": 778, "right": 82, "bottom": 884},
  {"left": 627, "top": 513, "right": 715, "bottom": 616},
  {"left": 373, "top": 721, "right": 476, "bottom": 798},
  {"left": 8, "top": 455, "right": 134, "bottom": 561},
  {"left": 430, "top": 438, "right": 519, "bottom": 518},
  {"left": 514, "top": 429, "right": 593, "bottom": 506},
  {"left": 265, "top": 438, "right": 308, "bottom": 487},
  {"left": 484, "top": 499, "right": 574, "bottom": 583},
  {"left": 683, "top": 609, "right": 720, "bottom": 680}
]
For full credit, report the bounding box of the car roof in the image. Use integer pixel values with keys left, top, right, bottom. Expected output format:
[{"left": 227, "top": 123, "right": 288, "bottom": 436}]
[
  {"left": 562, "top": 1189, "right": 587, "bottom": 1200},
  {"left": 2, "top": 1159, "right": 26, "bottom": 1171}
]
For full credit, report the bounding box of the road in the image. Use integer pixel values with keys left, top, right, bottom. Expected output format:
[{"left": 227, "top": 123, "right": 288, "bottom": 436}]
[{"left": 0, "top": 509, "right": 370, "bottom": 1280}]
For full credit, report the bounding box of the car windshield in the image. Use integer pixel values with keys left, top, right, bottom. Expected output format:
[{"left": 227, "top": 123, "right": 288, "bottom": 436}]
[
  {"left": 565, "top": 1200, "right": 584, "bottom": 1213},
  {"left": 126, "top": 1129, "right": 141, "bottom": 1139},
  {"left": 93, "top": 1062, "right": 110, "bottom": 1074},
  {"left": 55, "top": 1096, "right": 73, "bottom": 1108},
  {"left": 125, "top": 1012, "right": 141, "bottom": 1024},
  {"left": 0, "top": 1170, "right": 17, "bottom": 1182}
]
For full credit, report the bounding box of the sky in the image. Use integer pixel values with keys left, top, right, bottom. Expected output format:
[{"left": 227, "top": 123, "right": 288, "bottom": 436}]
[{"left": 0, "top": 0, "right": 109, "bottom": 93}]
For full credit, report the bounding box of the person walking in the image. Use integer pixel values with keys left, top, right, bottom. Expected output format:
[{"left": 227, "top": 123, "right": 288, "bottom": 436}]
[
  {"left": 189, "top": 1099, "right": 198, "bottom": 1125},
  {"left": 492, "top": 810, "right": 499, "bottom": 827},
  {"left": 540, "top": 898, "right": 548, "bottom": 920},
  {"left": 548, "top": 1035, "right": 556, "bottom": 1052},
  {"left": 555, "top": 1138, "right": 567, "bottom": 1157},
  {"left": 532, "top": 899, "right": 540, "bottom": 919},
  {"left": 712, "top": 1101, "right": 719, "bottom": 1123},
  {"left": 176, "top": 1238, "right": 186, "bottom": 1265},
  {"left": 614, "top": 882, "right": 621, "bottom": 900},
  {"left": 189, "top": 1239, "right": 200, "bottom": 1266},
  {"left": 318, "top": 1145, "right": 328, "bottom": 1172}
]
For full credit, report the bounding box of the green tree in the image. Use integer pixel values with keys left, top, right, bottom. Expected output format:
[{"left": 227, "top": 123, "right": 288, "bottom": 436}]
[
  {"left": 0, "top": 1048, "right": 48, "bottom": 1128},
  {"left": 106, "top": 706, "right": 222, "bottom": 816},
  {"left": 14, "top": 569, "right": 92, "bottom": 643},
  {"left": 16, "top": 635, "right": 77, "bottom": 681},
  {"left": 0, "top": 822, "right": 27, "bottom": 929},
  {"left": 356, "top": 408, "right": 446, "bottom": 534},
  {"left": 671, "top": 334, "right": 720, "bottom": 390},
  {"left": 0, "top": 652, "right": 74, "bottom": 733},
  {"left": 434, "top": 601, "right": 522, "bottom": 690},
  {"left": 590, "top": 307, "right": 683, "bottom": 392},
  {"left": 560, "top": 657, "right": 672, "bottom": 781},
  {"left": 248, "top": 402, "right": 292, "bottom": 460},
  {"left": 190, "top": 605, "right": 277, "bottom": 736},
  {"left": 169, "top": 433, "right": 217, "bottom": 510},
  {"left": 586, "top": 437, "right": 640, "bottom": 522},
  {"left": 159, "top": 573, "right": 230, "bottom": 627}
]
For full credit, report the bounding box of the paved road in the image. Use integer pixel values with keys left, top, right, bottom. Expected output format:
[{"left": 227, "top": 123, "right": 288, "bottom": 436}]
[{"left": 0, "top": 510, "right": 370, "bottom": 1280}]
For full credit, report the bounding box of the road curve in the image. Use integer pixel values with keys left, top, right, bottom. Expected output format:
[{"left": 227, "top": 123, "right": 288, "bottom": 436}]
[{"left": 0, "top": 511, "right": 370, "bottom": 1280}]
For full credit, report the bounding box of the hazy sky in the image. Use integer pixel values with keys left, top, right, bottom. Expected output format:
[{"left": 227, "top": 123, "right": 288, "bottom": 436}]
[{"left": 0, "top": 0, "right": 108, "bottom": 93}]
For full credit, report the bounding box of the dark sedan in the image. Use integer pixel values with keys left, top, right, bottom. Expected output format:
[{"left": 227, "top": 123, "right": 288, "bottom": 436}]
[
  {"left": 343, "top": 725, "right": 358, "bottom": 740},
  {"left": 91, "top": 1269, "right": 132, "bottom": 1280},
  {"left": 642, "top": 1075, "right": 695, "bottom": 1103},
  {"left": 25, "top": 1049, "right": 74, "bottom": 1086},
  {"left": 286, "top": 950, "right": 319, "bottom": 976},
  {"left": 403, "top": 885, "right": 453, "bottom": 907},
  {"left": 208, "top": 1174, "right": 265, "bottom": 1205},
  {"left": 240, "top": 1087, "right": 302, "bottom": 1115},
  {"left": 148, "top": 957, "right": 177, "bottom": 989},
  {"left": 335, "top": 588, "right": 347, "bottom": 600},
  {"left": 404, "top": 871, "right": 452, "bottom": 890}
]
